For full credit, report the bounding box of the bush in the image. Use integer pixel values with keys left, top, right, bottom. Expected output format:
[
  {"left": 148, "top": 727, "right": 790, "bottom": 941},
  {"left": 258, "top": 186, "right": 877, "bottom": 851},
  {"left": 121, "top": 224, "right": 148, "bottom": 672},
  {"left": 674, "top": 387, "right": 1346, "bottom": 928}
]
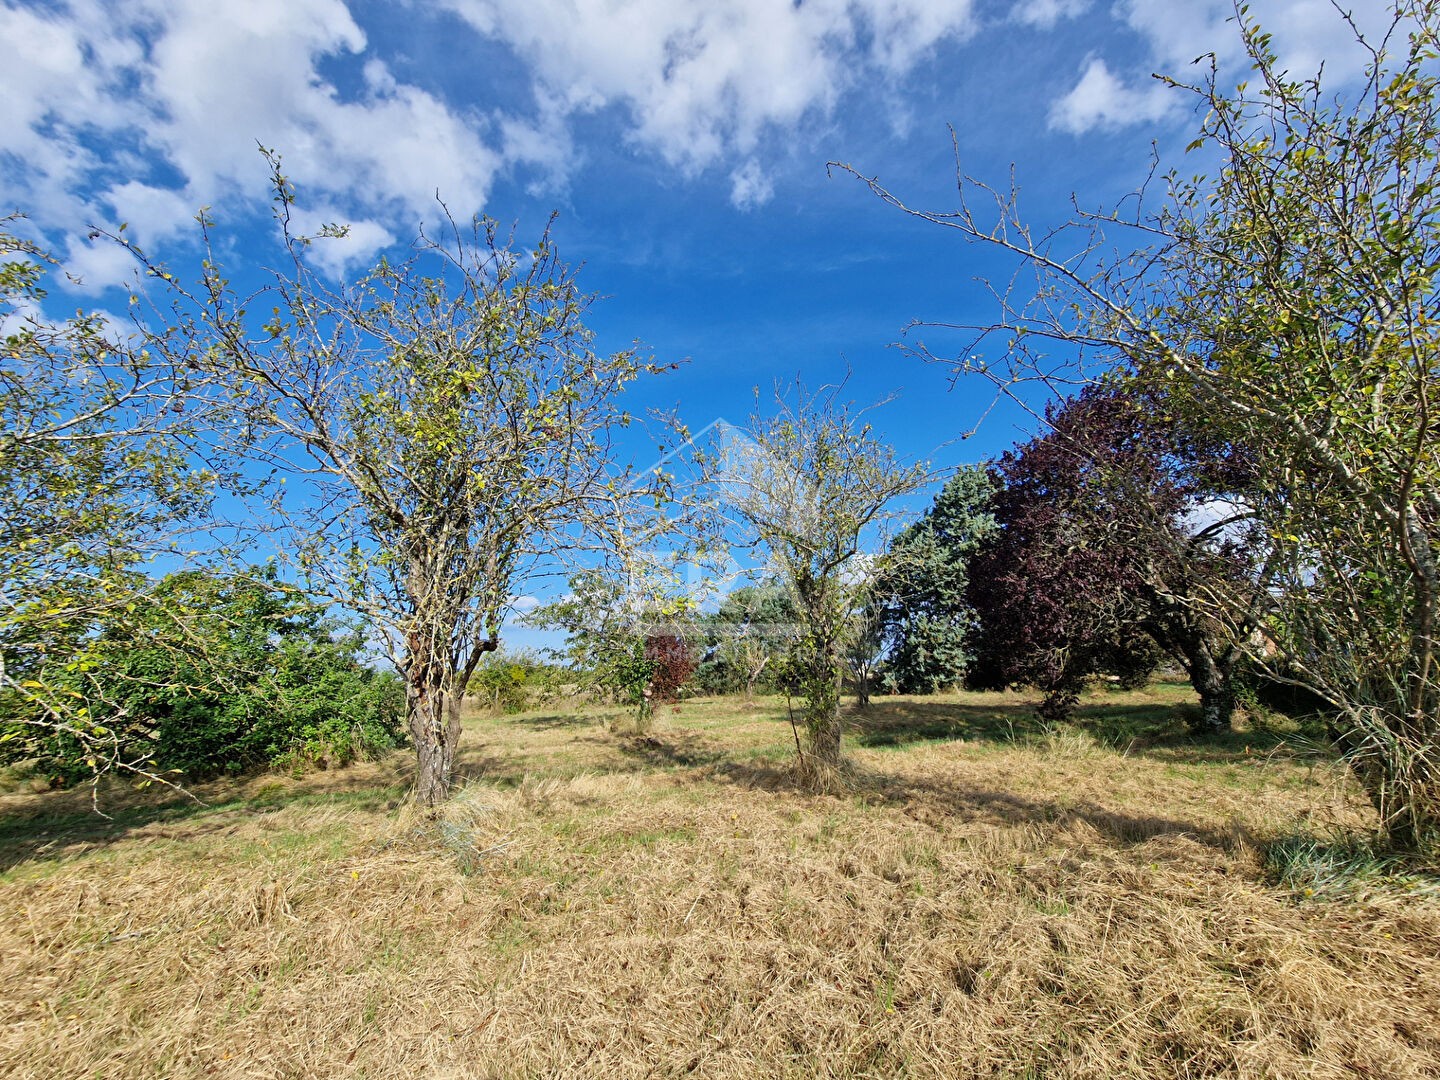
[
  {"left": 466, "top": 652, "right": 566, "bottom": 714},
  {"left": 0, "top": 569, "right": 406, "bottom": 783},
  {"left": 1232, "top": 658, "right": 1332, "bottom": 724},
  {"left": 254, "top": 637, "right": 406, "bottom": 772}
]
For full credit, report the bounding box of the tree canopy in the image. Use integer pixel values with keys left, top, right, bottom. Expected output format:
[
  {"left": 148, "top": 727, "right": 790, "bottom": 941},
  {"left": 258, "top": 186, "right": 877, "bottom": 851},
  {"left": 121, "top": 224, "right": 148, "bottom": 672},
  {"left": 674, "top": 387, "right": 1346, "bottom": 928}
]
[
  {"left": 874, "top": 465, "right": 996, "bottom": 694},
  {"left": 967, "top": 385, "right": 1260, "bottom": 729},
  {"left": 0, "top": 215, "right": 223, "bottom": 790}
]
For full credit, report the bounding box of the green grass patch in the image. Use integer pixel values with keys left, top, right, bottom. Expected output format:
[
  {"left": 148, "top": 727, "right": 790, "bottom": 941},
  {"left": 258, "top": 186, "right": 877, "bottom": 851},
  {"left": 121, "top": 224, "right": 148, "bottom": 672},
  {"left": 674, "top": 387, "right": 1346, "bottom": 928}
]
[{"left": 1264, "top": 833, "right": 1440, "bottom": 902}]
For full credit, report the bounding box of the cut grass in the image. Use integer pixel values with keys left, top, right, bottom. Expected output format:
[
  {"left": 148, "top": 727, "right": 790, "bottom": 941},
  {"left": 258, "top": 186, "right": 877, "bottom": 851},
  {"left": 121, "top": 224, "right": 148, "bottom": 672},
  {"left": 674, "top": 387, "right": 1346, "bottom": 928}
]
[{"left": 1, "top": 681, "right": 1438, "bottom": 1078}]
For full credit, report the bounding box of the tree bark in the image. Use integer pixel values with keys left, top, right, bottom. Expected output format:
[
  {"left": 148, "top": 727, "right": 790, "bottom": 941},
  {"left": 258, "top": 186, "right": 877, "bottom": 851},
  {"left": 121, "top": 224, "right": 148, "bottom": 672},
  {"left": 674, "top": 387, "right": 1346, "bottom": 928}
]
[
  {"left": 1185, "top": 644, "right": 1236, "bottom": 735},
  {"left": 796, "top": 604, "right": 846, "bottom": 793},
  {"left": 406, "top": 637, "right": 464, "bottom": 808},
  {"left": 854, "top": 663, "right": 872, "bottom": 710}
]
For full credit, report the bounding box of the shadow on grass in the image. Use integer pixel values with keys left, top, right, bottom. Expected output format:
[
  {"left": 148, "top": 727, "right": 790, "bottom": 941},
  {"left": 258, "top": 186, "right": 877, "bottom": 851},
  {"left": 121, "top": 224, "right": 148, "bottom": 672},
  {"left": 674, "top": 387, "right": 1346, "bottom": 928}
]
[
  {"left": 852, "top": 698, "right": 1040, "bottom": 748},
  {"left": 450, "top": 730, "right": 733, "bottom": 790},
  {"left": 705, "top": 755, "right": 1252, "bottom": 853},
  {"left": 865, "top": 770, "right": 1255, "bottom": 853},
  {"left": 851, "top": 696, "right": 1306, "bottom": 767},
  {"left": 503, "top": 710, "right": 617, "bottom": 730},
  {"left": 612, "top": 732, "right": 731, "bottom": 771},
  {"left": 0, "top": 766, "right": 411, "bottom": 876}
]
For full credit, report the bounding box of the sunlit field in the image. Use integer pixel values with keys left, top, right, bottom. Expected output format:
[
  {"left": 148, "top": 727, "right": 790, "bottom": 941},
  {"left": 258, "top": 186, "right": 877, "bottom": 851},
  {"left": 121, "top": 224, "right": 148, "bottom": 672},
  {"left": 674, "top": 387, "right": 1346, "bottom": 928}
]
[{"left": 3, "top": 681, "right": 1438, "bottom": 1079}]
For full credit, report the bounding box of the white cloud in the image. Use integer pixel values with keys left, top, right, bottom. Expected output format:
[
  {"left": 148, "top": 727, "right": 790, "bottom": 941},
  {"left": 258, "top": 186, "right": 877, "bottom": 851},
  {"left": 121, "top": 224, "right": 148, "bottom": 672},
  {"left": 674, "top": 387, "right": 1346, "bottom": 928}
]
[
  {"left": 1051, "top": 0, "right": 1404, "bottom": 135},
  {"left": 286, "top": 209, "right": 397, "bottom": 279},
  {"left": 9, "top": 0, "right": 1390, "bottom": 253},
  {"left": 441, "top": 0, "right": 978, "bottom": 174},
  {"left": 729, "top": 159, "right": 774, "bottom": 211},
  {"left": 1012, "top": 0, "right": 1090, "bottom": 30},
  {"left": 2, "top": 0, "right": 986, "bottom": 256},
  {"left": 0, "top": 2, "right": 139, "bottom": 225},
  {"left": 137, "top": 0, "right": 503, "bottom": 222},
  {"left": 1118, "top": 0, "right": 1397, "bottom": 84},
  {"left": 99, "top": 182, "right": 200, "bottom": 247},
  {"left": 56, "top": 240, "right": 138, "bottom": 295},
  {"left": 1049, "top": 56, "right": 1172, "bottom": 134},
  {"left": 1, "top": 0, "right": 515, "bottom": 268}
]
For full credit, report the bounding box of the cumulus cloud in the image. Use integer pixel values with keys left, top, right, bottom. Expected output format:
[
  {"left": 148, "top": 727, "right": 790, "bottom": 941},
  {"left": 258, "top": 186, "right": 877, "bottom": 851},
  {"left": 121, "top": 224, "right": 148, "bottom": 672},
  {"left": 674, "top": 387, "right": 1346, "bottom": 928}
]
[
  {"left": 2, "top": 0, "right": 986, "bottom": 275},
  {"left": 1049, "top": 56, "right": 1173, "bottom": 134},
  {"left": 440, "top": 0, "right": 978, "bottom": 174},
  {"left": 1053, "top": 0, "right": 1406, "bottom": 134},
  {"left": 1118, "top": 0, "right": 1397, "bottom": 84},
  {"left": 5, "top": 0, "right": 1391, "bottom": 253},
  {"left": 285, "top": 209, "right": 397, "bottom": 279},
  {"left": 1, "top": 0, "right": 526, "bottom": 287}
]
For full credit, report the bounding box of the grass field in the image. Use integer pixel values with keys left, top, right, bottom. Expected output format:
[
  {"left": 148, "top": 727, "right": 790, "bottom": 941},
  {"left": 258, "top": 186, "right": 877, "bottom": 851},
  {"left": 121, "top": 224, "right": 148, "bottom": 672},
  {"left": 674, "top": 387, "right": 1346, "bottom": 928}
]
[{"left": 2, "top": 681, "right": 1438, "bottom": 1078}]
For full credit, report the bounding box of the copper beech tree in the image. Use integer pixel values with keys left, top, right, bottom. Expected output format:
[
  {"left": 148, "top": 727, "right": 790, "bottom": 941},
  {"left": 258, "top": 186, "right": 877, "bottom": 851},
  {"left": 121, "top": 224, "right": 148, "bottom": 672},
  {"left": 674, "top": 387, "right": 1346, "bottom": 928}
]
[
  {"left": 966, "top": 385, "right": 1264, "bottom": 732},
  {"left": 114, "top": 159, "right": 671, "bottom": 806}
]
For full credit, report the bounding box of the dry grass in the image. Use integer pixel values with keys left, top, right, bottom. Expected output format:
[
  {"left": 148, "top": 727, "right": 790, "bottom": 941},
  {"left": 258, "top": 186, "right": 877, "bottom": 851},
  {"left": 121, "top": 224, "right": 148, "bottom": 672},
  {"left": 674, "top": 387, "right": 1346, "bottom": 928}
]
[{"left": 2, "top": 682, "right": 1438, "bottom": 1078}]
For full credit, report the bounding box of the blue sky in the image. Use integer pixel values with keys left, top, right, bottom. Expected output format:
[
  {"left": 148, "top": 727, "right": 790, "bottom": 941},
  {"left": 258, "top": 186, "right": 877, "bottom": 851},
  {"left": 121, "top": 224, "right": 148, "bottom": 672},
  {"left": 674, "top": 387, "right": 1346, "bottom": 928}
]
[{"left": 1, "top": 0, "right": 1391, "bottom": 647}]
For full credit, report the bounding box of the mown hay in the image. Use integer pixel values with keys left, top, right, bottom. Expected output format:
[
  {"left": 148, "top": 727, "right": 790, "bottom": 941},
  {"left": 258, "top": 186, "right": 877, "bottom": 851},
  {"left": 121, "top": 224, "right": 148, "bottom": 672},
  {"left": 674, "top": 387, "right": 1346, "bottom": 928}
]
[{"left": 2, "top": 688, "right": 1437, "bottom": 1078}]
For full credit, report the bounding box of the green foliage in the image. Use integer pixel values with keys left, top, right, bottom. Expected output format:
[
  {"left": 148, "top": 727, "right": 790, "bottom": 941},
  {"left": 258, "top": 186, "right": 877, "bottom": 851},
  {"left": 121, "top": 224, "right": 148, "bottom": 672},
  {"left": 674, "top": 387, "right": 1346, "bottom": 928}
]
[
  {"left": 526, "top": 568, "right": 700, "bottom": 724},
  {"left": 840, "top": 0, "right": 1440, "bottom": 859},
  {"left": 694, "top": 585, "right": 798, "bottom": 697},
  {"left": 875, "top": 466, "right": 996, "bottom": 694},
  {"left": 1127, "top": 4, "right": 1440, "bottom": 852},
  {"left": 527, "top": 571, "right": 647, "bottom": 703},
  {"left": 1, "top": 569, "right": 404, "bottom": 783},
  {"left": 1264, "top": 833, "right": 1440, "bottom": 901},
  {"left": 0, "top": 215, "right": 223, "bottom": 788},
  {"left": 466, "top": 652, "right": 567, "bottom": 715}
]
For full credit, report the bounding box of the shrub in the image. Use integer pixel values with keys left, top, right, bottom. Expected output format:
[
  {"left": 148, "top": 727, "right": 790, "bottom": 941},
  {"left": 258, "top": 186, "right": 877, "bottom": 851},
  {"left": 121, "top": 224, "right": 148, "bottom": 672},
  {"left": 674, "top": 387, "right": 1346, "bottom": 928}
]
[
  {"left": 0, "top": 569, "right": 406, "bottom": 783},
  {"left": 466, "top": 652, "right": 565, "bottom": 715}
]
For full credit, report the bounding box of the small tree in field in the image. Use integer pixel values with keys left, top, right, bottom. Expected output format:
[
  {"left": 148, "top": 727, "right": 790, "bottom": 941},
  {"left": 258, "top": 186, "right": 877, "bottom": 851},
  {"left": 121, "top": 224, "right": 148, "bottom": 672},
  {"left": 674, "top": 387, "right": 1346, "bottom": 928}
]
[
  {"left": 114, "top": 160, "right": 668, "bottom": 806},
  {"left": 837, "top": 2, "right": 1440, "bottom": 861},
  {"left": 528, "top": 563, "right": 699, "bottom": 729},
  {"left": 641, "top": 632, "right": 696, "bottom": 717},
  {"left": 703, "top": 585, "right": 797, "bottom": 701},
  {"left": 713, "top": 387, "right": 928, "bottom": 792}
]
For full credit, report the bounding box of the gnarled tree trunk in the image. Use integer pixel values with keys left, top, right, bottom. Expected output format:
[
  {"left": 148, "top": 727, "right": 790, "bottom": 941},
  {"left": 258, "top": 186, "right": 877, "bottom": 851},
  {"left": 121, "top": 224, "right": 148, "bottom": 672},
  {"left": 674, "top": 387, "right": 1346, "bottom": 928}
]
[
  {"left": 1186, "top": 644, "right": 1237, "bottom": 735},
  {"left": 405, "top": 634, "right": 465, "bottom": 808}
]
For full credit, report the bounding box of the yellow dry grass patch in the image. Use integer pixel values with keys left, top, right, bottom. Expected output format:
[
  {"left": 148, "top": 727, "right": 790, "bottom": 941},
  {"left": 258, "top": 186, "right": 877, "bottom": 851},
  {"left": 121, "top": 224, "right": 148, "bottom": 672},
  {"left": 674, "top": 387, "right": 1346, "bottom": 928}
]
[{"left": 2, "top": 686, "right": 1438, "bottom": 1078}]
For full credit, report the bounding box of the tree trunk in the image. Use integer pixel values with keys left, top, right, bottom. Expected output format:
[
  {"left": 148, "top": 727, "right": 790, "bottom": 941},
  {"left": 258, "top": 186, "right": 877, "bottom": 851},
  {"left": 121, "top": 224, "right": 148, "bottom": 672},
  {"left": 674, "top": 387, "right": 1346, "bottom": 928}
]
[
  {"left": 802, "top": 702, "right": 844, "bottom": 791},
  {"left": 407, "top": 639, "right": 464, "bottom": 808},
  {"left": 797, "top": 622, "right": 845, "bottom": 794},
  {"left": 855, "top": 662, "right": 872, "bottom": 710},
  {"left": 1186, "top": 646, "right": 1235, "bottom": 735}
]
